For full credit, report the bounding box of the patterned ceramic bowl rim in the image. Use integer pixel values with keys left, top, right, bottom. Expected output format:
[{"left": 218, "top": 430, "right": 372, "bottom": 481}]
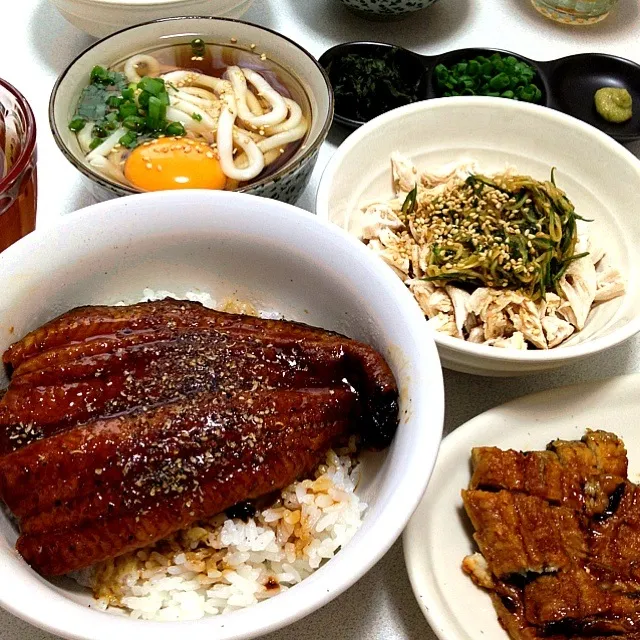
[
  {"left": 340, "top": 0, "right": 440, "bottom": 14},
  {"left": 49, "top": 16, "right": 334, "bottom": 197}
]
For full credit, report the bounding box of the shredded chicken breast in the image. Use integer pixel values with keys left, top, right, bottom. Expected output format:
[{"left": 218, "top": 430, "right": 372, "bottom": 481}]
[{"left": 353, "top": 155, "right": 626, "bottom": 350}]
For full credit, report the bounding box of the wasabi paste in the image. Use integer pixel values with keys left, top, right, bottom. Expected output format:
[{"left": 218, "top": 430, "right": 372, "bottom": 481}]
[{"left": 594, "top": 87, "right": 633, "bottom": 123}]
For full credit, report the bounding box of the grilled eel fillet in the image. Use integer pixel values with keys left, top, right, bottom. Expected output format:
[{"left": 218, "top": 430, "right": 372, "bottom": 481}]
[
  {"left": 462, "top": 430, "right": 640, "bottom": 640},
  {"left": 0, "top": 300, "right": 399, "bottom": 576}
]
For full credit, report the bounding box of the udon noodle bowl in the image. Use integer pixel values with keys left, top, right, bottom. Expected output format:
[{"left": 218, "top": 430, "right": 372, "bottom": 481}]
[{"left": 67, "top": 40, "right": 311, "bottom": 192}]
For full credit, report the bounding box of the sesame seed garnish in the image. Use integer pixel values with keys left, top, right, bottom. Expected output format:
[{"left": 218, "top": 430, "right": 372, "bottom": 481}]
[{"left": 379, "top": 170, "right": 583, "bottom": 301}]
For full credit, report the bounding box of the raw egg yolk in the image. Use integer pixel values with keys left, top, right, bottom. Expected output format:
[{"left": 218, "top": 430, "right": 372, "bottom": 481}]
[{"left": 124, "top": 137, "right": 226, "bottom": 191}]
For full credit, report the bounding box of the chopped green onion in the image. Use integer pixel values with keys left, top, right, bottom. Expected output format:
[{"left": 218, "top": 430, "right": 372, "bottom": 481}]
[
  {"left": 71, "top": 63, "right": 185, "bottom": 154},
  {"left": 118, "top": 102, "right": 138, "bottom": 119},
  {"left": 165, "top": 122, "right": 186, "bottom": 136},
  {"left": 191, "top": 112, "right": 203, "bottom": 122},
  {"left": 191, "top": 38, "right": 206, "bottom": 57},
  {"left": 90, "top": 65, "right": 109, "bottom": 83},
  {"left": 137, "top": 76, "right": 165, "bottom": 97},
  {"left": 121, "top": 86, "right": 135, "bottom": 101},
  {"left": 434, "top": 53, "right": 543, "bottom": 104},
  {"left": 92, "top": 124, "right": 107, "bottom": 138},
  {"left": 146, "top": 95, "right": 166, "bottom": 130},
  {"left": 137, "top": 91, "right": 150, "bottom": 109},
  {"left": 89, "top": 137, "right": 102, "bottom": 150},
  {"left": 489, "top": 73, "right": 510, "bottom": 90},
  {"left": 119, "top": 131, "right": 138, "bottom": 148},
  {"left": 122, "top": 115, "right": 145, "bottom": 131},
  {"left": 68, "top": 116, "right": 86, "bottom": 132}
]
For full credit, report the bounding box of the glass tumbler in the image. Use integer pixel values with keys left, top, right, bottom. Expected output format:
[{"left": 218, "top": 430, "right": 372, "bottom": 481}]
[
  {"left": 0, "top": 78, "right": 37, "bottom": 253},
  {"left": 531, "top": 0, "right": 619, "bottom": 24}
]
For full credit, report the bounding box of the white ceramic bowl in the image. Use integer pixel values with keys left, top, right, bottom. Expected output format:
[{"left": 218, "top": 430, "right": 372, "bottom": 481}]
[
  {"left": 50, "top": 0, "right": 255, "bottom": 38},
  {"left": 316, "top": 97, "right": 640, "bottom": 377},
  {"left": 0, "top": 190, "right": 444, "bottom": 640},
  {"left": 50, "top": 17, "right": 333, "bottom": 204}
]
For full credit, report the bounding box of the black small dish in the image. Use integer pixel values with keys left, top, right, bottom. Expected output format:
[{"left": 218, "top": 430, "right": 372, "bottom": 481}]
[
  {"left": 543, "top": 53, "right": 640, "bottom": 144},
  {"left": 319, "top": 42, "right": 640, "bottom": 143},
  {"left": 319, "top": 41, "right": 428, "bottom": 129}
]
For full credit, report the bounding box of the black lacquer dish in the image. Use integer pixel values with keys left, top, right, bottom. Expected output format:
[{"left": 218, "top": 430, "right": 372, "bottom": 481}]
[{"left": 319, "top": 42, "right": 640, "bottom": 143}]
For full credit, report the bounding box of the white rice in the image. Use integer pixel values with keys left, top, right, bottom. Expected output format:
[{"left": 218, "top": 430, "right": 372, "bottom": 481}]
[
  {"left": 118, "top": 288, "right": 283, "bottom": 320},
  {"left": 78, "top": 448, "right": 364, "bottom": 621},
  {"left": 138, "top": 287, "right": 217, "bottom": 309},
  {"left": 115, "top": 287, "right": 217, "bottom": 309}
]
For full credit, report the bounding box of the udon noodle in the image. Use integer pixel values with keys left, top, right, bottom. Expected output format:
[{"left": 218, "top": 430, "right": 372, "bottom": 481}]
[{"left": 69, "top": 42, "right": 309, "bottom": 192}]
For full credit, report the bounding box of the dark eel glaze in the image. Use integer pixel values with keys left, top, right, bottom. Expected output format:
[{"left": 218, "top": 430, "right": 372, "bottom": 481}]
[{"left": 0, "top": 299, "right": 399, "bottom": 576}]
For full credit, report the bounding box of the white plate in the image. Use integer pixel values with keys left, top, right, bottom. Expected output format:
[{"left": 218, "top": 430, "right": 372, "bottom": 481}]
[{"left": 403, "top": 373, "right": 640, "bottom": 640}]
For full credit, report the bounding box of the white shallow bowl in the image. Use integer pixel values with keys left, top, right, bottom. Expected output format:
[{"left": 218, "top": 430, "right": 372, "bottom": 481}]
[
  {"left": 50, "top": 0, "right": 255, "bottom": 38},
  {"left": 403, "top": 373, "right": 640, "bottom": 640},
  {"left": 316, "top": 97, "right": 640, "bottom": 377},
  {"left": 0, "top": 190, "right": 444, "bottom": 640}
]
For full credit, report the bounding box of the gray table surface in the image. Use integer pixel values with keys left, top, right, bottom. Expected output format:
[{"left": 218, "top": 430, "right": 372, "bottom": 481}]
[{"left": 2, "top": 0, "right": 640, "bottom": 638}]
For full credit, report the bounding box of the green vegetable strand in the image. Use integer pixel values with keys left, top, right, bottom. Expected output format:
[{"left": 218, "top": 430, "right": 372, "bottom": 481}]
[
  {"left": 402, "top": 185, "right": 418, "bottom": 215},
  {"left": 406, "top": 169, "right": 588, "bottom": 301}
]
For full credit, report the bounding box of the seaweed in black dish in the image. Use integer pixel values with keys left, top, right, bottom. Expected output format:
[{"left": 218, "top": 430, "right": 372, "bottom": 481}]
[
  {"left": 546, "top": 53, "right": 640, "bottom": 143},
  {"left": 319, "top": 42, "right": 428, "bottom": 128}
]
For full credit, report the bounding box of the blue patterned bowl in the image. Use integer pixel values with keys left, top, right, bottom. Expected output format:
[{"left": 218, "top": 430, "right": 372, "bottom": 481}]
[
  {"left": 340, "top": 0, "right": 440, "bottom": 18},
  {"left": 50, "top": 17, "right": 333, "bottom": 205}
]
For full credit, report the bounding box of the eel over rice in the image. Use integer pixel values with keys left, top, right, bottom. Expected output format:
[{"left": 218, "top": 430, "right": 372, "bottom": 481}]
[{"left": 0, "top": 300, "right": 400, "bottom": 576}]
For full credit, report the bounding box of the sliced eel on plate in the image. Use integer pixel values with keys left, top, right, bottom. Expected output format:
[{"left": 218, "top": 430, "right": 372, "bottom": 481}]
[{"left": 462, "top": 431, "right": 640, "bottom": 639}]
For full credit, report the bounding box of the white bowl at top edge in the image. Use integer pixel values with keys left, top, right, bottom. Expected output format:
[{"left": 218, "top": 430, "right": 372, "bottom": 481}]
[
  {"left": 315, "top": 97, "right": 640, "bottom": 377},
  {"left": 50, "top": 0, "right": 255, "bottom": 38},
  {"left": 49, "top": 17, "right": 333, "bottom": 205},
  {"left": 0, "top": 190, "right": 444, "bottom": 640}
]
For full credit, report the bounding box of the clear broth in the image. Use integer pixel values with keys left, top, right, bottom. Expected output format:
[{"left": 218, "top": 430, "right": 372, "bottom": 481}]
[{"left": 110, "top": 42, "right": 311, "bottom": 189}]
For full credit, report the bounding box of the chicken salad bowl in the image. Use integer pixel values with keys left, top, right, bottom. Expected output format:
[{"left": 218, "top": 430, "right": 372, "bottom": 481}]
[{"left": 316, "top": 98, "right": 640, "bottom": 376}]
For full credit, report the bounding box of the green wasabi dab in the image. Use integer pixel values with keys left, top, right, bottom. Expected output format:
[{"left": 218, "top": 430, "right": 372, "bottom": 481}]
[{"left": 594, "top": 87, "right": 633, "bottom": 124}]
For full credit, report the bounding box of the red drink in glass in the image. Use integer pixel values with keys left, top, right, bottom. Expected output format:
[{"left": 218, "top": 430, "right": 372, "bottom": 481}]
[{"left": 0, "top": 78, "right": 37, "bottom": 253}]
